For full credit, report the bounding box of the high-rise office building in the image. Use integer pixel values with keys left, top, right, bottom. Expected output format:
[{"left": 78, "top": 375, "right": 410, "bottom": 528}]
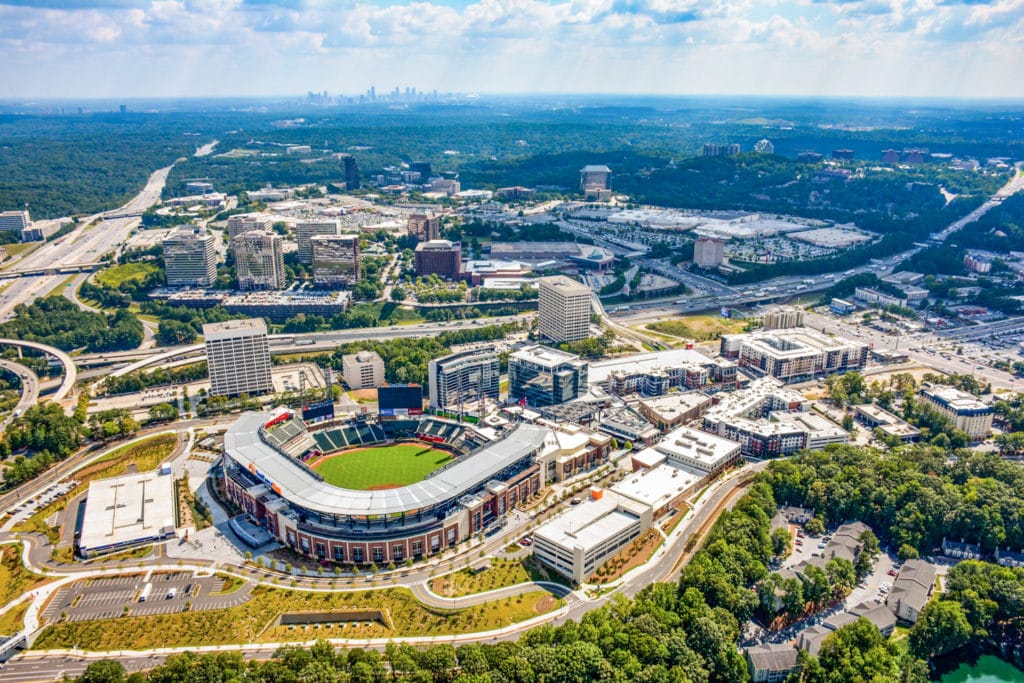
[
  {"left": 414, "top": 239, "right": 461, "bottom": 279},
  {"left": 227, "top": 213, "right": 273, "bottom": 240},
  {"left": 234, "top": 230, "right": 285, "bottom": 291},
  {"left": 693, "top": 236, "right": 726, "bottom": 268},
  {"left": 409, "top": 161, "right": 432, "bottom": 181},
  {"left": 408, "top": 214, "right": 440, "bottom": 241},
  {"left": 162, "top": 227, "right": 218, "bottom": 287},
  {"left": 579, "top": 165, "right": 612, "bottom": 193},
  {"left": 763, "top": 306, "right": 805, "bottom": 330},
  {"left": 538, "top": 275, "right": 591, "bottom": 343},
  {"left": 702, "top": 143, "right": 741, "bottom": 157},
  {"left": 311, "top": 234, "right": 360, "bottom": 287},
  {"left": 832, "top": 149, "right": 855, "bottom": 160},
  {"left": 337, "top": 153, "right": 360, "bottom": 190},
  {"left": 428, "top": 348, "right": 500, "bottom": 413},
  {"left": 0, "top": 210, "right": 30, "bottom": 232},
  {"left": 754, "top": 139, "right": 775, "bottom": 155},
  {"left": 295, "top": 220, "right": 339, "bottom": 264},
  {"left": 203, "top": 318, "right": 273, "bottom": 398},
  {"left": 509, "top": 345, "right": 589, "bottom": 407}
]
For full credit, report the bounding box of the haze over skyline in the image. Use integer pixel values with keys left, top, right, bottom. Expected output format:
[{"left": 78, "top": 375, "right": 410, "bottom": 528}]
[{"left": 1, "top": 0, "right": 1022, "bottom": 100}]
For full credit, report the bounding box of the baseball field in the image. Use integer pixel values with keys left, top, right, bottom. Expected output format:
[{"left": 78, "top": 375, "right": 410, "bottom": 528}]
[{"left": 309, "top": 443, "right": 454, "bottom": 490}]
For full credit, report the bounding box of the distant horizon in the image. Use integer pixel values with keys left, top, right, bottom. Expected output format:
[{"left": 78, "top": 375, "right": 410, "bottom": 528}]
[{"left": 1, "top": 1, "right": 1022, "bottom": 101}]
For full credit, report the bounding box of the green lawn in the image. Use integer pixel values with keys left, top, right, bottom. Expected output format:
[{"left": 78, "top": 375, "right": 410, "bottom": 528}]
[
  {"left": 95, "top": 262, "right": 159, "bottom": 288},
  {"left": 312, "top": 444, "right": 452, "bottom": 490}
]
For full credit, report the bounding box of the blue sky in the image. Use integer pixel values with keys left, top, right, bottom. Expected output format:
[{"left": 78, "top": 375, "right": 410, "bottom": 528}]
[{"left": 0, "top": 0, "right": 1021, "bottom": 99}]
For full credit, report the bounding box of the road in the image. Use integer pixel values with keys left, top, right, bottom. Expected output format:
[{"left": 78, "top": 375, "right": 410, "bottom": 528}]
[
  {"left": 0, "top": 360, "right": 38, "bottom": 432},
  {"left": 0, "top": 339, "right": 76, "bottom": 404},
  {"left": 0, "top": 165, "right": 172, "bottom": 322}
]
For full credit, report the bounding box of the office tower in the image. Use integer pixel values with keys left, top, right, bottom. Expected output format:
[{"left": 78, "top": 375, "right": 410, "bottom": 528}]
[
  {"left": 881, "top": 149, "right": 902, "bottom": 163},
  {"left": 185, "top": 181, "right": 215, "bottom": 195},
  {"left": 508, "top": 345, "right": 589, "bottom": 407},
  {"left": 337, "top": 153, "right": 360, "bottom": 190},
  {"left": 410, "top": 161, "right": 432, "bottom": 181},
  {"left": 407, "top": 213, "right": 440, "bottom": 241},
  {"left": 234, "top": 230, "right": 285, "bottom": 291},
  {"left": 538, "top": 275, "right": 591, "bottom": 343},
  {"left": 311, "top": 234, "right": 361, "bottom": 287},
  {"left": 203, "top": 318, "right": 273, "bottom": 398},
  {"left": 342, "top": 351, "right": 385, "bottom": 389},
  {"left": 693, "top": 236, "right": 726, "bottom": 268},
  {"left": 162, "top": 227, "right": 217, "bottom": 287},
  {"left": 754, "top": 139, "right": 775, "bottom": 155},
  {"left": 295, "top": 219, "right": 339, "bottom": 264},
  {"left": 832, "top": 149, "right": 855, "bottom": 160},
  {"left": 414, "top": 239, "right": 461, "bottom": 279},
  {"left": 702, "top": 143, "right": 741, "bottom": 157},
  {"left": 0, "top": 210, "right": 30, "bottom": 232},
  {"left": 797, "top": 152, "right": 824, "bottom": 162},
  {"left": 579, "top": 165, "right": 612, "bottom": 193},
  {"left": 227, "top": 213, "right": 273, "bottom": 240},
  {"left": 428, "top": 348, "right": 500, "bottom": 413}
]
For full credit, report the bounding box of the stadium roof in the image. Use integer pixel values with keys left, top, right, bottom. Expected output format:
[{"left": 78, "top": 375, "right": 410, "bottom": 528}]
[{"left": 224, "top": 412, "right": 550, "bottom": 517}]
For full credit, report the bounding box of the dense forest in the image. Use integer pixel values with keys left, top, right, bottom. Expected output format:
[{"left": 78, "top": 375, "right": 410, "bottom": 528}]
[{"left": 0, "top": 297, "right": 143, "bottom": 352}]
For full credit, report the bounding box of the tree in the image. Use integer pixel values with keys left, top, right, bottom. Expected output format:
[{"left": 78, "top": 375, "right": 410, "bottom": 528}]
[
  {"left": 78, "top": 660, "right": 126, "bottom": 683},
  {"left": 811, "top": 619, "right": 901, "bottom": 682},
  {"left": 909, "top": 601, "right": 973, "bottom": 659},
  {"left": 897, "top": 544, "right": 920, "bottom": 561},
  {"left": 771, "top": 527, "right": 791, "bottom": 558},
  {"left": 805, "top": 517, "right": 826, "bottom": 536}
]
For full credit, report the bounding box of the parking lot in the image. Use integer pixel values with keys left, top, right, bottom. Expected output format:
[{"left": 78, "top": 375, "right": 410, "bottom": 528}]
[
  {"left": 42, "top": 571, "right": 251, "bottom": 624},
  {"left": 745, "top": 523, "right": 904, "bottom": 646},
  {"left": 3, "top": 480, "right": 77, "bottom": 529}
]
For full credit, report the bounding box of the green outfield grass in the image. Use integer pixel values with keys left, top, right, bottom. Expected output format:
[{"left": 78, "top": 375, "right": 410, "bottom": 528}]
[{"left": 311, "top": 444, "right": 453, "bottom": 490}]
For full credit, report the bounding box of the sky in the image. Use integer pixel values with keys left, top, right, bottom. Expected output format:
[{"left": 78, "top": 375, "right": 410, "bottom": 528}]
[{"left": 1, "top": 0, "right": 1022, "bottom": 99}]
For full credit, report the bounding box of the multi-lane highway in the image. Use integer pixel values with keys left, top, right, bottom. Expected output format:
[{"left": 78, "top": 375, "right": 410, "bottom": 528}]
[{"left": 0, "top": 360, "right": 38, "bottom": 432}]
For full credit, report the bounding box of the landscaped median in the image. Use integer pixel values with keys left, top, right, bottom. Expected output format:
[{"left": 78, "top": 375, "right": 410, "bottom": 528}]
[
  {"left": 429, "top": 557, "right": 567, "bottom": 598},
  {"left": 32, "top": 585, "right": 563, "bottom": 651}
]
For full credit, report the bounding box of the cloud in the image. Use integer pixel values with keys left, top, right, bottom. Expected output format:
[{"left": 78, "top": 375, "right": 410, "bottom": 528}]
[{"left": 0, "top": 0, "right": 1021, "bottom": 96}]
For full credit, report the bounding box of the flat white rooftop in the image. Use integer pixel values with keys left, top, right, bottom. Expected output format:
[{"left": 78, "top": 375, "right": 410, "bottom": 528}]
[
  {"left": 612, "top": 463, "right": 701, "bottom": 510},
  {"left": 654, "top": 426, "right": 741, "bottom": 471},
  {"left": 203, "top": 317, "right": 267, "bottom": 340},
  {"left": 588, "top": 348, "right": 720, "bottom": 385},
  {"left": 79, "top": 472, "right": 176, "bottom": 553},
  {"left": 534, "top": 493, "right": 640, "bottom": 552}
]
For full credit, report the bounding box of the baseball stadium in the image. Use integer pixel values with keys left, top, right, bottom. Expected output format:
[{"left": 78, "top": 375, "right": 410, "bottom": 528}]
[{"left": 220, "top": 409, "right": 558, "bottom": 565}]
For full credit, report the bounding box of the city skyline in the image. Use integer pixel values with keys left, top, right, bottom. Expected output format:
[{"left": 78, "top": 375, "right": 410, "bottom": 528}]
[{"left": 0, "top": 0, "right": 1022, "bottom": 99}]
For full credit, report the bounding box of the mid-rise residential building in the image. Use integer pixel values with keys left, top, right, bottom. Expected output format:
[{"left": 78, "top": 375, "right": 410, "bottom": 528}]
[
  {"left": 588, "top": 348, "right": 738, "bottom": 397},
  {"left": 854, "top": 404, "right": 921, "bottom": 443},
  {"left": 746, "top": 644, "right": 799, "bottom": 683},
  {"left": 203, "top": 318, "right": 273, "bottom": 398},
  {"left": 341, "top": 351, "right": 385, "bottom": 390},
  {"left": 311, "top": 234, "right": 360, "bottom": 287},
  {"left": 887, "top": 559, "right": 936, "bottom": 624},
  {"left": 407, "top": 214, "right": 440, "bottom": 241},
  {"left": 234, "top": 230, "right": 285, "bottom": 291},
  {"left": 0, "top": 210, "right": 31, "bottom": 232},
  {"left": 763, "top": 306, "right": 805, "bottom": 330},
  {"left": 635, "top": 426, "right": 741, "bottom": 477},
  {"left": 918, "top": 383, "right": 993, "bottom": 440},
  {"left": 693, "top": 236, "right": 725, "bottom": 268},
  {"left": 854, "top": 287, "right": 907, "bottom": 308},
  {"left": 508, "top": 345, "right": 588, "bottom": 407},
  {"left": 538, "top": 275, "right": 591, "bottom": 343},
  {"left": 295, "top": 220, "right": 339, "bottom": 264},
  {"left": 227, "top": 213, "right": 273, "bottom": 240},
  {"left": 638, "top": 393, "right": 714, "bottom": 432},
  {"left": 720, "top": 328, "right": 868, "bottom": 383},
  {"left": 414, "top": 239, "right": 461, "bottom": 279},
  {"left": 162, "top": 227, "right": 218, "bottom": 287},
  {"left": 428, "top": 348, "right": 500, "bottom": 414}
]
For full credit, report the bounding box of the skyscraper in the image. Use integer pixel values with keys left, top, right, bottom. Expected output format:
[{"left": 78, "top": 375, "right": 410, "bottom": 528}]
[
  {"left": 538, "top": 275, "right": 591, "bottom": 343},
  {"left": 203, "top": 318, "right": 273, "bottom": 398},
  {"left": 702, "top": 143, "right": 741, "bottom": 157},
  {"left": 337, "top": 153, "right": 360, "bottom": 190},
  {"left": 162, "top": 227, "right": 218, "bottom": 287},
  {"left": 579, "top": 165, "right": 612, "bottom": 193},
  {"left": 311, "top": 234, "right": 361, "bottom": 287},
  {"left": 234, "top": 230, "right": 285, "bottom": 291},
  {"left": 295, "top": 219, "right": 339, "bottom": 264}
]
